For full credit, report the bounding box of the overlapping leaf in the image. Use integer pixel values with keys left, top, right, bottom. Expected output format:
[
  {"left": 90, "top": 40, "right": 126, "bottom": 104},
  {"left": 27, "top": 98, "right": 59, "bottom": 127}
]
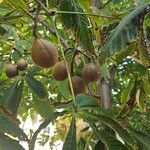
[
  {"left": 99, "top": 2, "right": 150, "bottom": 62},
  {"left": 60, "top": 0, "right": 93, "bottom": 53}
]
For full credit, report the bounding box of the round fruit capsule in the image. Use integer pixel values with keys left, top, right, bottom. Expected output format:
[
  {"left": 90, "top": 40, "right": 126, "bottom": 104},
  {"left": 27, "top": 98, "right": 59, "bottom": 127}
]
[
  {"left": 5, "top": 64, "right": 18, "bottom": 78},
  {"left": 31, "top": 38, "right": 58, "bottom": 68},
  {"left": 82, "top": 62, "right": 100, "bottom": 83},
  {"left": 68, "top": 76, "right": 86, "bottom": 95},
  {"left": 52, "top": 60, "right": 70, "bottom": 81},
  {"left": 16, "top": 58, "right": 28, "bottom": 71}
]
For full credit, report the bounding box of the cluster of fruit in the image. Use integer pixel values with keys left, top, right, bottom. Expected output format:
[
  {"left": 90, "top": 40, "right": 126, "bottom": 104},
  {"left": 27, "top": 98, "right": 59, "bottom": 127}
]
[
  {"left": 5, "top": 58, "right": 28, "bottom": 78},
  {"left": 31, "top": 38, "right": 100, "bottom": 95}
]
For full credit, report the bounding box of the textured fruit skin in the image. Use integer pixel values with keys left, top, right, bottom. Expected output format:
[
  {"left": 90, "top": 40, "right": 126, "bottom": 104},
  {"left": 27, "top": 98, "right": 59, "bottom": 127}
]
[
  {"left": 16, "top": 58, "right": 28, "bottom": 71},
  {"left": 5, "top": 64, "right": 18, "bottom": 78},
  {"left": 82, "top": 62, "right": 100, "bottom": 83},
  {"left": 52, "top": 61, "right": 69, "bottom": 81},
  {"left": 31, "top": 38, "right": 58, "bottom": 68},
  {"left": 68, "top": 76, "right": 86, "bottom": 95}
]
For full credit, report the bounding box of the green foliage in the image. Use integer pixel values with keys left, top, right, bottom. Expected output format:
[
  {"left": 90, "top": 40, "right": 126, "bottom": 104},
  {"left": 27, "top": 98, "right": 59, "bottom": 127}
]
[
  {"left": 60, "top": 0, "right": 93, "bottom": 53},
  {"left": 0, "top": 133, "right": 25, "bottom": 150},
  {"left": 0, "top": 0, "right": 150, "bottom": 149},
  {"left": 99, "top": 2, "right": 150, "bottom": 62},
  {"left": 0, "top": 80, "right": 24, "bottom": 115},
  {"left": 25, "top": 75, "right": 48, "bottom": 99},
  {"left": 63, "top": 117, "right": 77, "bottom": 150}
]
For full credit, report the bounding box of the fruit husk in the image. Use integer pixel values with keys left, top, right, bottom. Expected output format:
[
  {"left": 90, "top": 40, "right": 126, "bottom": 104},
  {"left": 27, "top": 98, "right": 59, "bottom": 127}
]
[
  {"left": 16, "top": 58, "right": 28, "bottom": 71},
  {"left": 31, "top": 38, "right": 58, "bottom": 68},
  {"left": 5, "top": 64, "right": 18, "bottom": 78},
  {"left": 82, "top": 62, "right": 100, "bottom": 83},
  {"left": 68, "top": 76, "right": 86, "bottom": 95},
  {"left": 52, "top": 60, "right": 70, "bottom": 81}
]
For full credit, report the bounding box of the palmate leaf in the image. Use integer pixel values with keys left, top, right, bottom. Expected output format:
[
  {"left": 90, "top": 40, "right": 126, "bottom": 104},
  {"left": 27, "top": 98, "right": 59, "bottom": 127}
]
[
  {"left": 99, "top": 2, "right": 150, "bottom": 62},
  {"left": 0, "top": 133, "right": 25, "bottom": 150},
  {"left": 0, "top": 80, "right": 24, "bottom": 116},
  {"left": 79, "top": 113, "right": 129, "bottom": 150},
  {"left": 25, "top": 75, "right": 48, "bottom": 99},
  {"left": 79, "top": 111, "right": 136, "bottom": 148},
  {"left": 60, "top": 0, "right": 93, "bottom": 53},
  {"left": 63, "top": 117, "right": 77, "bottom": 150}
]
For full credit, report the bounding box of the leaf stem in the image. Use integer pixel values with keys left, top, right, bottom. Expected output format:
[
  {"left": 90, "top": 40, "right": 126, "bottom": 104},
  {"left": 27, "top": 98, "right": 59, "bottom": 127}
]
[{"left": 50, "top": 17, "right": 76, "bottom": 106}]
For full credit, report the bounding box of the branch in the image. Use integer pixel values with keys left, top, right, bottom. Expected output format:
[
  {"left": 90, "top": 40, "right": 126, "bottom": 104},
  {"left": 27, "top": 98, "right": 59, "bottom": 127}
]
[
  {"left": 15, "top": 1, "right": 69, "bottom": 49},
  {"left": 36, "top": 0, "right": 114, "bottom": 19},
  {"left": 29, "top": 111, "right": 65, "bottom": 150}
]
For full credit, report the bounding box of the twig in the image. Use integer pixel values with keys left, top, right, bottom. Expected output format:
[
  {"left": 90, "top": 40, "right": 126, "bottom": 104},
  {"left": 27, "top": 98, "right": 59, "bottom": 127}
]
[
  {"left": 15, "top": 1, "right": 69, "bottom": 48},
  {"left": 36, "top": 0, "right": 114, "bottom": 19},
  {"left": 33, "top": 3, "right": 41, "bottom": 38}
]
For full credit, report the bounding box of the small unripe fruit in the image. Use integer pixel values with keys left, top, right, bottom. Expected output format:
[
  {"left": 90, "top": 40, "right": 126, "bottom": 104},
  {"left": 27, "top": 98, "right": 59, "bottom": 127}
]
[
  {"left": 82, "top": 62, "right": 100, "bottom": 83},
  {"left": 16, "top": 58, "right": 28, "bottom": 71},
  {"left": 68, "top": 76, "right": 86, "bottom": 95},
  {"left": 52, "top": 61, "right": 69, "bottom": 81},
  {"left": 5, "top": 64, "right": 18, "bottom": 78},
  {"left": 31, "top": 38, "right": 58, "bottom": 68}
]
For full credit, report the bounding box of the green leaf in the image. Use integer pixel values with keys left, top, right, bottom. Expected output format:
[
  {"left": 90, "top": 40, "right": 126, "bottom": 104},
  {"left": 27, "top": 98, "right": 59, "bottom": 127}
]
[
  {"left": 0, "top": 133, "right": 25, "bottom": 150},
  {"left": 25, "top": 75, "right": 48, "bottom": 99},
  {"left": 136, "top": 88, "right": 147, "bottom": 113},
  {"left": 79, "top": 111, "right": 136, "bottom": 147},
  {"left": 138, "top": 35, "right": 150, "bottom": 67},
  {"left": 58, "top": 80, "right": 70, "bottom": 99},
  {"left": 127, "top": 126, "right": 150, "bottom": 150},
  {"left": 0, "top": 24, "right": 19, "bottom": 40},
  {"left": 34, "top": 99, "right": 54, "bottom": 118},
  {"left": 0, "top": 115, "right": 27, "bottom": 141},
  {"left": 30, "top": 111, "right": 65, "bottom": 150},
  {"left": 94, "top": 140, "right": 105, "bottom": 150},
  {"left": 121, "top": 78, "right": 134, "bottom": 104},
  {"left": 60, "top": 0, "right": 93, "bottom": 53},
  {"left": 60, "top": 0, "right": 74, "bottom": 28},
  {"left": 100, "top": 63, "right": 110, "bottom": 78},
  {"left": 5, "top": 0, "right": 28, "bottom": 15},
  {"left": 99, "top": 2, "right": 150, "bottom": 62},
  {"left": 76, "top": 94, "right": 99, "bottom": 109},
  {"left": 96, "top": 130, "right": 128, "bottom": 150},
  {"left": 63, "top": 117, "right": 77, "bottom": 150},
  {"left": 0, "top": 80, "right": 24, "bottom": 116}
]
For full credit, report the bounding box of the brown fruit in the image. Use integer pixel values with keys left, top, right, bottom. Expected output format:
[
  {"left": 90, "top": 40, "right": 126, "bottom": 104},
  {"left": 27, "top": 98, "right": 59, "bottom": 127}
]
[
  {"left": 52, "top": 60, "right": 69, "bottom": 81},
  {"left": 16, "top": 58, "right": 28, "bottom": 71},
  {"left": 5, "top": 64, "right": 18, "bottom": 78},
  {"left": 82, "top": 62, "right": 100, "bottom": 83},
  {"left": 31, "top": 38, "right": 58, "bottom": 68},
  {"left": 68, "top": 76, "right": 86, "bottom": 95}
]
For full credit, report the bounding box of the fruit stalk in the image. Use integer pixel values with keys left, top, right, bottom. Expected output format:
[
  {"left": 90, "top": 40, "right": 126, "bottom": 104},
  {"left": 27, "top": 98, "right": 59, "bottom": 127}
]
[{"left": 51, "top": 17, "right": 76, "bottom": 105}]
